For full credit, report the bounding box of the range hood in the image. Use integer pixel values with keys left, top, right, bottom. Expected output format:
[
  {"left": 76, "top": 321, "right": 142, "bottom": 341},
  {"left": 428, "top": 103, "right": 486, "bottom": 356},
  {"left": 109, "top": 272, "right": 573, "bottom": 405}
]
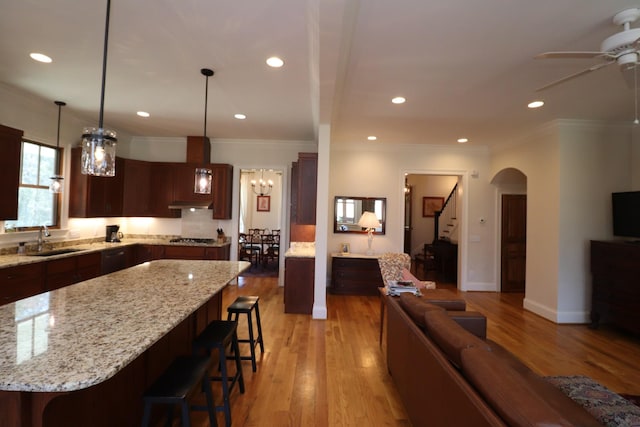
[{"left": 168, "top": 201, "right": 212, "bottom": 210}]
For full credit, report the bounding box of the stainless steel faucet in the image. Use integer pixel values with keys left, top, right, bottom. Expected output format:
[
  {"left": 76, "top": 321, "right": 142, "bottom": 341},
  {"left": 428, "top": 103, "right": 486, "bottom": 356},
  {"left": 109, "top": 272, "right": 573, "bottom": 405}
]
[{"left": 37, "top": 225, "right": 50, "bottom": 252}]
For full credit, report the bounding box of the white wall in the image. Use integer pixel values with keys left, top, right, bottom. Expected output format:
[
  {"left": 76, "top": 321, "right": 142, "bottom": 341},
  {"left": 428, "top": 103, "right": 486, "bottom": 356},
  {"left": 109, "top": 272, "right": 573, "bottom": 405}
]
[
  {"left": 491, "top": 119, "right": 633, "bottom": 323},
  {"left": 328, "top": 141, "right": 495, "bottom": 291}
]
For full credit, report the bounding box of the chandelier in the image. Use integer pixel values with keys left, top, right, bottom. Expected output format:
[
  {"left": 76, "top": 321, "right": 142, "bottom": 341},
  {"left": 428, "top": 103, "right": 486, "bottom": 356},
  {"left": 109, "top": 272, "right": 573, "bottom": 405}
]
[{"left": 251, "top": 169, "right": 273, "bottom": 196}]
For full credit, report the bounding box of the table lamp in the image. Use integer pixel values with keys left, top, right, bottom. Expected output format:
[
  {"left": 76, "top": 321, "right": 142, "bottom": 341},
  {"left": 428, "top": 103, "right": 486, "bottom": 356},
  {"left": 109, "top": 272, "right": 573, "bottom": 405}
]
[{"left": 358, "top": 211, "right": 381, "bottom": 255}]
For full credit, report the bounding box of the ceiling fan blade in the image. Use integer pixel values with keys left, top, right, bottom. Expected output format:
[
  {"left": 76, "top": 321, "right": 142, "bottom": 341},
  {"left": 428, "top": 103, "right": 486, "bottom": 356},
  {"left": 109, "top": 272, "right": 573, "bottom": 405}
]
[
  {"left": 535, "top": 51, "right": 608, "bottom": 59},
  {"left": 536, "top": 60, "right": 615, "bottom": 91}
]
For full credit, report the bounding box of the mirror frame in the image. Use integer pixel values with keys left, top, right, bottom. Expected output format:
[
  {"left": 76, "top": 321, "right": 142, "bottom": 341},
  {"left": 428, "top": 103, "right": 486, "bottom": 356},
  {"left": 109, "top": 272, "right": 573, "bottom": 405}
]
[{"left": 333, "top": 196, "right": 386, "bottom": 235}]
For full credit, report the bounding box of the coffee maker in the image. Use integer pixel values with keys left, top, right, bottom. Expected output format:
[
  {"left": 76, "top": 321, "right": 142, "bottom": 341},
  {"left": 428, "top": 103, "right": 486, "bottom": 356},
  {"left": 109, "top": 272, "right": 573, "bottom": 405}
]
[{"left": 106, "top": 225, "right": 121, "bottom": 242}]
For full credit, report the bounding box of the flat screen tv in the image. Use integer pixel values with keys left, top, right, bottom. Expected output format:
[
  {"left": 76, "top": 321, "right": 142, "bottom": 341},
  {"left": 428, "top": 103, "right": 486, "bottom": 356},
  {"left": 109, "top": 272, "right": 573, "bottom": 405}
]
[{"left": 612, "top": 191, "right": 640, "bottom": 238}]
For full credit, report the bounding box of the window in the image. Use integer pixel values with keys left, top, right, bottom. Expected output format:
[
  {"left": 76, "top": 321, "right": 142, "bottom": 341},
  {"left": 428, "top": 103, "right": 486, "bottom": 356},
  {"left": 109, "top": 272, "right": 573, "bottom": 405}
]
[{"left": 4, "top": 141, "right": 60, "bottom": 230}]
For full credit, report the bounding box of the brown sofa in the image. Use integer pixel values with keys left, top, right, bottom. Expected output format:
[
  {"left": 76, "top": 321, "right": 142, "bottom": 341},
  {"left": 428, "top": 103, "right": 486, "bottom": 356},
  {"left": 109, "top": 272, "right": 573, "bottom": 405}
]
[{"left": 386, "top": 293, "right": 603, "bottom": 427}]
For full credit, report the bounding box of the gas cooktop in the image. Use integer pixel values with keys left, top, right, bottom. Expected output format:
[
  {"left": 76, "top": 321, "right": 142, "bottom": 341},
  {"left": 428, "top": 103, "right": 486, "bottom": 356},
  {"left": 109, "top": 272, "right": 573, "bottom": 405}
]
[{"left": 169, "top": 238, "right": 216, "bottom": 244}]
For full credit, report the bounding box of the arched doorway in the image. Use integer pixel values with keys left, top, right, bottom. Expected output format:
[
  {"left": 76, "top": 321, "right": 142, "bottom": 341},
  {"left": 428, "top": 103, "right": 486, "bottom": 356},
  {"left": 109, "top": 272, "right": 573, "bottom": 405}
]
[{"left": 491, "top": 168, "right": 527, "bottom": 292}]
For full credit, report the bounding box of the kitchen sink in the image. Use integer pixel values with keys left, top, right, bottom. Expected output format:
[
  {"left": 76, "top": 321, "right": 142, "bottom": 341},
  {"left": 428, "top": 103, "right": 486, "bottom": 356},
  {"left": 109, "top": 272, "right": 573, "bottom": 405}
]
[{"left": 32, "top": 248, "right": 83, "bottom": 257}]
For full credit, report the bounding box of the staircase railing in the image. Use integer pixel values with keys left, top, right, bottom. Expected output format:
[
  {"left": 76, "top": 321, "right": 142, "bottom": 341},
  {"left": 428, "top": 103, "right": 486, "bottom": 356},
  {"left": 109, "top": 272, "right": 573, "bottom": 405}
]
[{"left": 433, "top": 183, "right": 458, "bottom": 243}]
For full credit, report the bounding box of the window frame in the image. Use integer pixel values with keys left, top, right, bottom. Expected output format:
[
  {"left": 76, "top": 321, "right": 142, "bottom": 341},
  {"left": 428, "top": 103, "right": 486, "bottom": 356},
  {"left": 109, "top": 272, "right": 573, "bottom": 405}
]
[{"left": 6, "top": 139, "right": 63, "bottom": 231}]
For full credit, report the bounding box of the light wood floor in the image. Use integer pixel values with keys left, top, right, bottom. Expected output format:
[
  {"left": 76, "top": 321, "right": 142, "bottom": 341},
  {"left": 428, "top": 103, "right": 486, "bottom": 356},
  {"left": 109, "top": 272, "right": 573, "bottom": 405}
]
[{"left": 187, "top": 276, "right": 640, "bottom": 427}]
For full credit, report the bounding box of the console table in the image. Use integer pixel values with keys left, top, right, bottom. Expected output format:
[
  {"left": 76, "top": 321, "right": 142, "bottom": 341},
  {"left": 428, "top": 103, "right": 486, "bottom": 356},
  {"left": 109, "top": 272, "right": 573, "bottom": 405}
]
[
  {"left": 590, "top": 240, "right": 640, "bottom": 335},
  {"left": 330, "top": 253, "right": 384, "bottom": 296}
]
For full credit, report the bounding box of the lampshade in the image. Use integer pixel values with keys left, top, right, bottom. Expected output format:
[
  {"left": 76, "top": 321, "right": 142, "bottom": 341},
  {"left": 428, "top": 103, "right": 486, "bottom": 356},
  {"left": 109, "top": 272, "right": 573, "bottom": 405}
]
[
  {"left": 358, "top": 211, "right": 381, "bottom": 255},
  {"left": 358, "top": 211, "right": 381, "bottom": 230},
  {"left": 194, "top": 68, "right": 214, "bottom": 194},
  {"left": 50, "top": 100, "right": 65, "bottom": 193},
  {"left": 81, "top": 0, "right": 117, "bottom": 177}
]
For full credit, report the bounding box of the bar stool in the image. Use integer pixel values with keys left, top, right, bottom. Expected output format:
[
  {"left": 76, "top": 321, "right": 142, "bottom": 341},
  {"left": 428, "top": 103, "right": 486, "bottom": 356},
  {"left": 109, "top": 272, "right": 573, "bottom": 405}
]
[
  {"left": 193, "top": 321, "right": 245, "bottom": 427},
  {"left": 226, "top": 296, "right": 264, "bottom": 372},
  {"left": 141, "top": 355, "right": 218, "bottom": 427}
]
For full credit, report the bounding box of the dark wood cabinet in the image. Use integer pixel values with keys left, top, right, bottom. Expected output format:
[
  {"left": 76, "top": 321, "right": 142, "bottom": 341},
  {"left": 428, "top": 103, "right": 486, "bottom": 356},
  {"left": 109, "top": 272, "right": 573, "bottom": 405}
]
[
  {"left": 295, "top": 153, "right": 317, "bottom": 225},
  {"left": 0, "top": 124, "right": 23, "bottom": 220},
  {"left": 69, "top": 148, "right": 125, "bottom": 217},
  {"left": 164, "top": 245, "right": 230, "bottom": 260},
  {"left": 45, "top": 252, "right": 101, "bottom": 291},
  {"left": 205, "top": 245, "right": 230, "bottom": 260},
  {"left": 164, "top": 245, "right": 206, "bottom": 260},
  {"left": 172, "top": 163, "right": 215, "bottom": 205},
  {"left": 590, "top": 240, "right": 640, "bottom": 335},
  {"left": 134, "top": 244, "right": 165, "bottom": 264},
  {"left": 284, "top": 257, "right": 314, "bottom": 314},
  {"left": 211, "top": 164, "right": 233, "bottom": 219},
  {"left": 330, "top": 255, "right": 384, "bottom": 296},
  {"left": 122, "top": 158, "right": 151, "bottom": 216},
  {"left": 149, "top": 162, "right": 179, "bottom": 218},
  {"left": 68, "top": 149, "right": 232, "bottom": 219},
  {"left": 0, "top": 263, "right": 45, "bottom": 305}
]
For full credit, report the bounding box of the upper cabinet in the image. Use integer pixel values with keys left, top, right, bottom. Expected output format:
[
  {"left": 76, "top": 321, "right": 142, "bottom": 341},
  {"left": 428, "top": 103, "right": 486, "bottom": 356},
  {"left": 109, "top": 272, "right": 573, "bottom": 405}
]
[
  {"left": 0, "top": 124, "right": 23, "bottom": 220},
  {"left": 69, "top": 147, "right": 124, "bottom": 217},
  {"left": 122, "top": 158, "right": 151, "bottom": 217},
  {"left": 69, "top": 148, "right": 233, "bottom": 219},
  {"left": 295, "top": 153, "right": 318, "bottom": 225},
  {"left": 211, "top": 164, "right": 233, "bottom": 219}
]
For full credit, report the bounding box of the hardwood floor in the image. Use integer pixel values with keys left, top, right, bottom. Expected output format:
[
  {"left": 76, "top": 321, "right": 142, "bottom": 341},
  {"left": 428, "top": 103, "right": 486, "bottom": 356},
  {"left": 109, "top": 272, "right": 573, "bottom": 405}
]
[{"left": 186, "top": 276, "right": 640, "bottom": 427}]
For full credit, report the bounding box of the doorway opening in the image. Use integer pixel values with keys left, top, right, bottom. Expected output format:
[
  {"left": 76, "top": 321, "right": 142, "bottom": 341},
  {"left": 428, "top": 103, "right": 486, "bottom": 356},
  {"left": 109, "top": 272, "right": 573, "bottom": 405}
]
[
  {"left": 238, "top": 168, "right": 284, "bottom": 277},
  {"left": 404, "top": 173, "right": 460, "bottom": 285},
  {"left": 492, "top": 168, "right": 527, "bottom": 293}
]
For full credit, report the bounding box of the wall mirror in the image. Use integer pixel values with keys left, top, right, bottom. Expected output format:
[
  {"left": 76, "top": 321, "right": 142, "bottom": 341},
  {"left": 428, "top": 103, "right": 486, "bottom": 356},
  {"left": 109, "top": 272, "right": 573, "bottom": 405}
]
[{"left": 334, "top": 196, "right": 386, "bottom": 234}]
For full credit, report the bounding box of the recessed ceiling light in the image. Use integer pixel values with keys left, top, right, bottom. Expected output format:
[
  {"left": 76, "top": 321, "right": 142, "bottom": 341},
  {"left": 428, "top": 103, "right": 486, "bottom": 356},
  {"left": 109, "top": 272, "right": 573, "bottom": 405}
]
[
  {"left": 528, "top": 100, "right": 544, "bottom": 109},
  {"left": 266, "top": 56, "right": 284, "bottom": 68},
  {"left": 234, "top": 113, "right": 246, "bottom": 120},
  {"left": 391, "top": 96, "right": 406, "bottom": 104},
  {"left": 136, "top": 111, "right": 150, "bottom": 118},
  {"left": 457, "top": 138, "right": 468, "bottom": 143},
  {"left": 367, "top": 136, "right": 377, "bottom": 141},
  {"left": 30, "top": 52, "right": 52, "bottom": 63}
]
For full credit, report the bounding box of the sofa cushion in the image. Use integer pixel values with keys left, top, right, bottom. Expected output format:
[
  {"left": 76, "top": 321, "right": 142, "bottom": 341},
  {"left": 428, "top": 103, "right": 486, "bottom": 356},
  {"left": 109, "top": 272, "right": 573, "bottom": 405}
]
[
  {"left": 423, "top": 309, "right": 489, "bottom": 367},
  {"left": 447, "top": 311, "right": 487, "bottom": 339},
  {"left": 460, "top": 346, "right": 602, "bottom": 427},
  {"left": 398, "top": 293, "right": 445, "bottom": 328}
]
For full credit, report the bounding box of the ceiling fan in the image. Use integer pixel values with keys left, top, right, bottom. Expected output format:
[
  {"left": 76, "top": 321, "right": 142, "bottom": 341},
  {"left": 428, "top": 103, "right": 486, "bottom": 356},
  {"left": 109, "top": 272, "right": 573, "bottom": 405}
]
[{"left": 535, "top": 8, "right": 640, "bottom": 91}]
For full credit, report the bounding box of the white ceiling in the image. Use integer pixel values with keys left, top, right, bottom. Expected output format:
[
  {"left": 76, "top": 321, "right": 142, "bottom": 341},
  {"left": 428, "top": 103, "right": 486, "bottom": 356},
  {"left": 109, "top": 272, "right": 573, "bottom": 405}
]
[{"left": 2, "top": 0, "right": 640, "bottom": 149}]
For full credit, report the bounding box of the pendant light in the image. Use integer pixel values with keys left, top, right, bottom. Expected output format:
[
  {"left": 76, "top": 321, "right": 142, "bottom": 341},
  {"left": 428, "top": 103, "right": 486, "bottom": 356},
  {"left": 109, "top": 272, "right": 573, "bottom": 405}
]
[
  {"left": 194, "top": 68, "right": 214, "bottom": 194},
  {"left": 49, "top": 100, "right": 66, "bottom": 193},
  {"left": 81, "top": 0, "right": 117, "bottom": 177}
]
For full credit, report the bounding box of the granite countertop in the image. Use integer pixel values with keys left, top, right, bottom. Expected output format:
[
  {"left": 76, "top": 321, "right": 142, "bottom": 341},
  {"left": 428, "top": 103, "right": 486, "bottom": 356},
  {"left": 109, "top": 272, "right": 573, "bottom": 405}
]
[
  {"left": 284, "top": 241, "right": 316, "bottom": 258},
  {"left": 0, "top": 238, "right": 231, "bottom": 269},
  {"left": 0, "top": 259, "right": 250, "bottom": 392}
]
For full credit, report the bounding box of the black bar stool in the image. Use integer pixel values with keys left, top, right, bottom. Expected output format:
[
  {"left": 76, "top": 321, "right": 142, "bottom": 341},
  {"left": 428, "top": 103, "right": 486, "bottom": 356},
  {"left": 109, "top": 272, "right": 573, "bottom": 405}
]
[
  {"left": 141, "top": 355, "right": 217, "bottom": 427},
  {"left": 226, "top": 296, "right": 264, "bottom": 372},
  {"left": 193, "top": 321, "right": 245, "bottom": 427}
]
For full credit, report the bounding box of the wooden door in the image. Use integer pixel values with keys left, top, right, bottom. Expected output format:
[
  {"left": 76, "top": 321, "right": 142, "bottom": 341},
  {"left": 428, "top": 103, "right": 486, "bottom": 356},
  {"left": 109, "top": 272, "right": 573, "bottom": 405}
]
[
  {"left": 404, "top": 186, "right": 412, "bottom": 254},
  {"left": 501, "top": 194, "right": 526, "bottom": 292}
]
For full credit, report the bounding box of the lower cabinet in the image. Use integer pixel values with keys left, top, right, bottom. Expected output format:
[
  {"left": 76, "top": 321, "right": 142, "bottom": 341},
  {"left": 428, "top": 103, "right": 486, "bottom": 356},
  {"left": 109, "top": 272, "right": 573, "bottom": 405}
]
[
  {"left": 163, "top": 245, "right": 231, "bottom": 260},
  {"left": 284, "top": 257, "right": 314, "bottom": 314},
  {"left": 46, "top": 252, "right": 102, "bottom": 291},
  {"left": 0, "top": 243, "right": 231, "bottom": 306},
  {"left": 0, "top": 263, "right": 45, "bottom": 305},
  {"left": 330, "top": 255, "right": 384, "bottom": 296}
]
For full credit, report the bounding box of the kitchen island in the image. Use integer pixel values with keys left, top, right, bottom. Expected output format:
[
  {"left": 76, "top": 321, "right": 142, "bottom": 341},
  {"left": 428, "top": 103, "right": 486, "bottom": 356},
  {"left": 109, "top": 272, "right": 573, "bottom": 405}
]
[{"left": 0, "top": 259, "right": 249, "bottom": 427}]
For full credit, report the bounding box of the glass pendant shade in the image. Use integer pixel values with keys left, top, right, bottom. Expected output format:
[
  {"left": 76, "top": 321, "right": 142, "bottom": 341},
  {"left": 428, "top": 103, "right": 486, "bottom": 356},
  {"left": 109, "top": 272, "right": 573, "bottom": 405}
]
[
  {"left": 49, "top": 175, "right": 64, "bottom": 193},
  {"left": 194, "top": 167, "right": 212, "bottom": 194},
  {"left": 81, "top": 127, "right": 117, "bottom": 176}
]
